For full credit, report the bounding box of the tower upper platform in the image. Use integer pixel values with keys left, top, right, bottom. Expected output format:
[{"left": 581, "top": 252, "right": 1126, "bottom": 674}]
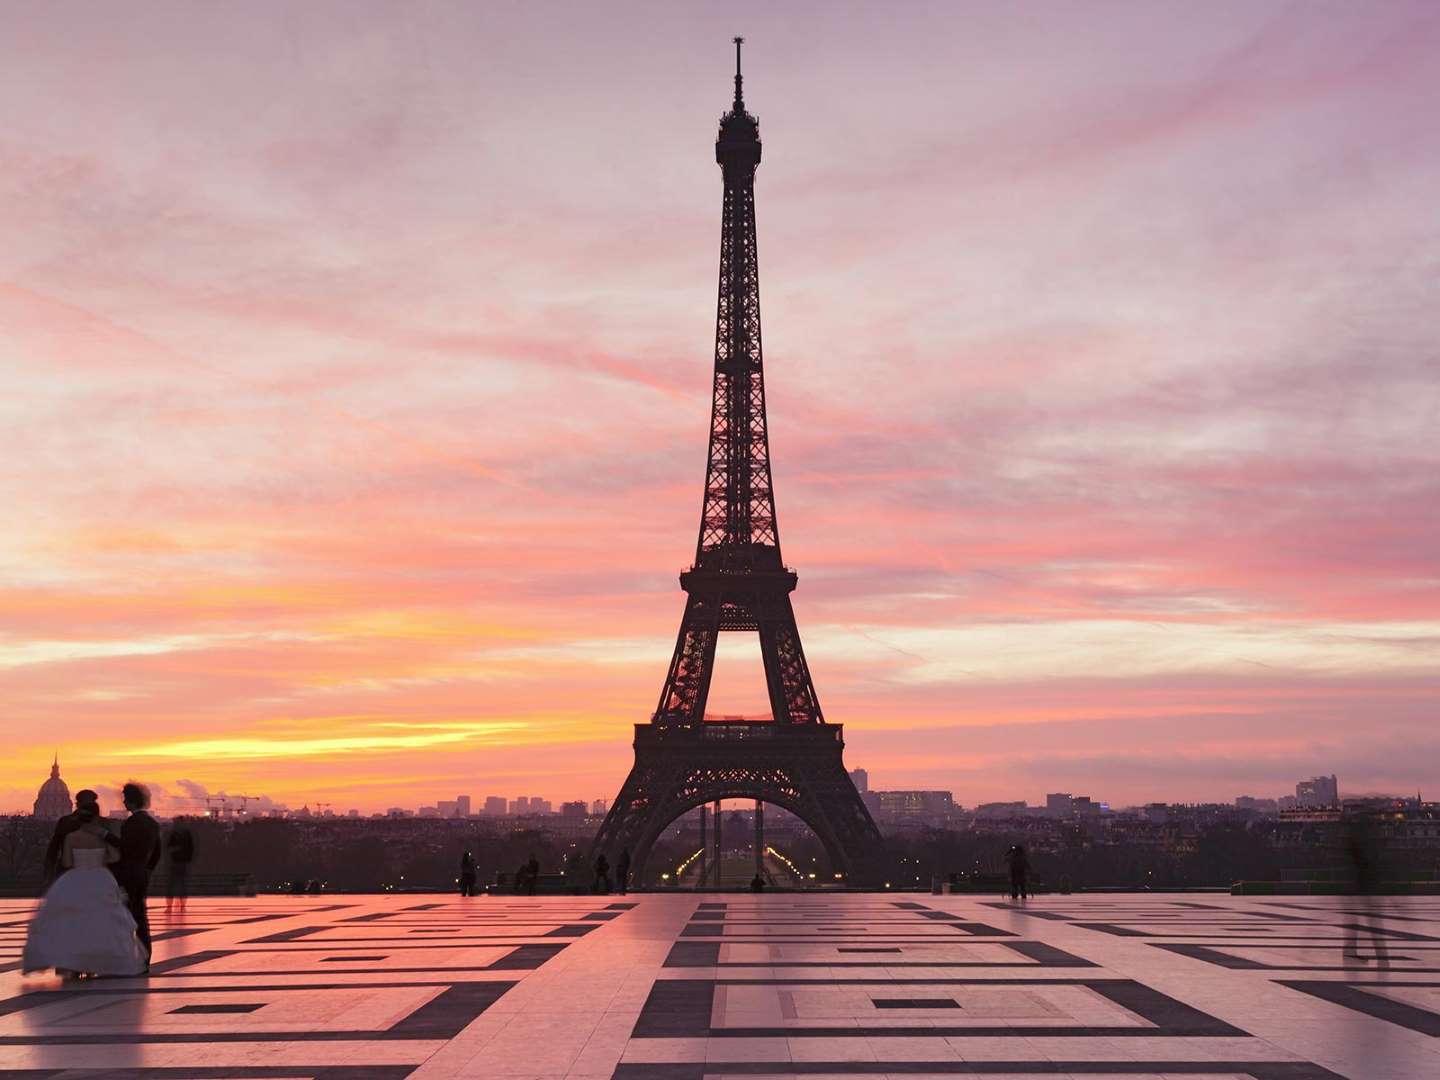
[{"left": 717, "top": 36, "right": 761, "bottom": 177}]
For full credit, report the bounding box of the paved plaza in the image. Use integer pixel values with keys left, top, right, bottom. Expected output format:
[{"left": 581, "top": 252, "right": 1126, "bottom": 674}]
[{"left": 2, "top": 893, "right": 1438, "bottom": 1079}]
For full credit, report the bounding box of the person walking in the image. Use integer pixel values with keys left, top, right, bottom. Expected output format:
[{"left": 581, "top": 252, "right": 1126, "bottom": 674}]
[
  {"left": 459, "top": 851, "right": 477, "bottom": 897},
  {"left": 165, "top": 817, "right": 195, "bottom": 914},
  {"left": 616, "top": 848, "right": 631, "bottom": 895},
  {"left": 1004, "top": 844, "right": 1031, "bottom": 902},
  {"left": 1343, "top": 814, "right": 1390, "bottom": 967},
  {"left": 525, "top": 853, "right": 540, "bottom": 896},
  {"left": 112, "top": 783, "right": 162, "bottom": 969}
]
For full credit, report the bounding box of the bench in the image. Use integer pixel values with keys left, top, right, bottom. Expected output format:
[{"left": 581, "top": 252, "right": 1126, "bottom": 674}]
[
  {"left": 158, "top": 871, "right": 255, "bottom": 896},
  {"left": 486, "top": 872, "right": 590, "bottom": 895}
]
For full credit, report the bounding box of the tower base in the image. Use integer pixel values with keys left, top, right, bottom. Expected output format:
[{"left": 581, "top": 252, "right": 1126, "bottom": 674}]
[{"left": 594, "top": 721, "right": 884, "bottom": 886}]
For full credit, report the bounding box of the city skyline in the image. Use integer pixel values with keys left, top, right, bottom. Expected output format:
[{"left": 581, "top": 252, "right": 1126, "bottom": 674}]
[
  {"left": 4, "top": 3, "right": 1439, "bottom": 814},
  {"left": 11, "top": 756, "right": 1394, "bottom": 821}
]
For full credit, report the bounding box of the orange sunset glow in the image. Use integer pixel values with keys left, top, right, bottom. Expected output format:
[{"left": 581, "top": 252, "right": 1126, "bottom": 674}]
[{"left": 3, "top": 3, "right": 1438, "bottom": 815}]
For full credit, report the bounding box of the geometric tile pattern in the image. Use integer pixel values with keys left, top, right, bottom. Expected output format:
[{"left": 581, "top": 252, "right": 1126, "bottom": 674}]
[{"left": 1, "top": 895, "right": 1437, "bottom": 1079}]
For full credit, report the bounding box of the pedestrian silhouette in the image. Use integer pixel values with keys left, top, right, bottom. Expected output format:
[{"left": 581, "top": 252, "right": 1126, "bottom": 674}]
[
  {"left": 166, "top": 817, "right": 195, "bottom": 914},
  {"left": 525, "top": 853, "right": 540, "bottom": 896},
  {"left": 616, "top": 848, "right": 631, "bottom": 895},
  {"left": 459, "top": 851, "right": 477, "bottom": 897},
  {"left": 592, "top": 852, "right": 611, "bottom": 894},
  {"left": 1004, "top": 844, "right": 1030, "bottom": 901},
  {"left": 1343, "top": 813, "right": 1389, "bottom": 967},
  {"left": 750, "top": 873, "right": 765, "bottom": 892}
]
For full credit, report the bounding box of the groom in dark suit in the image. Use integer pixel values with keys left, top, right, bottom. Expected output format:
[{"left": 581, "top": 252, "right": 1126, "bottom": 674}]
[{"left": 112, "top": 782, "right": 162, "bottom": 969}]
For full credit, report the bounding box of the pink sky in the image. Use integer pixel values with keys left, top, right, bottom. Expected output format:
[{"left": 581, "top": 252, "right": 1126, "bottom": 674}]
[{"left": 2, "top": 2, "right": 1438, "bottom": 815}]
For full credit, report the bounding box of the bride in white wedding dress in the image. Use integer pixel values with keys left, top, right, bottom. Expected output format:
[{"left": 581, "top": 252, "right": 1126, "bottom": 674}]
[{"left": 23, "top": 806, "right": 147, "bottom": 977}]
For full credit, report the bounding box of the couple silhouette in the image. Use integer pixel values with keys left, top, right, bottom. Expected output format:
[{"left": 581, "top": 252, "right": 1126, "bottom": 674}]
[{"left": 24, "top": 783, "right": 161, "bottom": 978}]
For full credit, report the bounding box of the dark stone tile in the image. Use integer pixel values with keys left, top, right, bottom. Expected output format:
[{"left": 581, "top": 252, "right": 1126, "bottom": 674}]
[
  {"left": 871, "top": 998, "right": 961, "bottom": 1009},
  {"left": 487, "top": 943, "right": 567, "bottom": 970},
  {"left": 243, "top": 925, "right": 329, "bottom": 944},
  {"left": 633, "top": 980, "right": 714, "bottom": 1037},
  {"left": 664, "top": 942, "right": 721, "bottom": 967},
  {"left": 544, "top": 924, "right": 597, "bottom": 937},
  {"left": 1278, "top": 979, "right": 1440, "bottom": 1036},
  {"left": 387, "top": 981, "right": 514, "bottom": 1038}
]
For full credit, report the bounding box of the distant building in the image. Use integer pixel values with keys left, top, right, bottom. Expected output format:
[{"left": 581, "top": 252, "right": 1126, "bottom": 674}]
[
  {"left": 591, "top": 798, "right": 609, "bottom": 815},
  {"left": 436, "top": 800, "right": 458, "bottom": 818},
  {"left": 849, "top": 768, "right": 869, "bottom": 794},
  {"left": 456, "top": 795, "right": 471, "bottom": 817},
  {"left": 874, "top": 790, "right": 954, "bottom": 822},
  {"left": 560, "top": 800, "right": 588, "bottom": 818},
  {"left": 1277, "top": 795, "right": 1298, "bottom": 812},
  {"left": 531, "top": 798, "right": 553, "bottom": 815},
  {"left": 484, "top": 796, "right": 507, "bottom": 816},
  {"left": 419, "top": 806, "right": 440, "bottom": 818},
  {"left": 347, "top": 809, "right": 360, "bottom": 818},
  {"left": 974, "top": 801, "right": 1028, "bottom": 819},
  {"left": 32, "top": 757, "right": 72, "bottom": 820},
  {"left": 1296, "top": 775, "right": 1338, "bottom": 807},
  {"left": 1235, "top": 795, "right": 1278, "bottom": 813},
  {"left": 509, "top": 797, "right": 529, "bottom": 815},
  {"left": 1046, "top": 793, "right": 1073, "bottom": 817}
]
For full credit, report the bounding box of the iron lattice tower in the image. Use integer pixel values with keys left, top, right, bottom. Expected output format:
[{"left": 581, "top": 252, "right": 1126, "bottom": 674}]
[{"left": 593, "top": 40, "right": 883, "bottom": 886}]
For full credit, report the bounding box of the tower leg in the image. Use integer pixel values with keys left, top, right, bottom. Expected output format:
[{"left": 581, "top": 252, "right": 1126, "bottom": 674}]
[
  {"left": 754, "top": 800, "right": 764, "bottom": 880},
  {"left": 698, "top": 804, "right": 707, "bottom": 889}
]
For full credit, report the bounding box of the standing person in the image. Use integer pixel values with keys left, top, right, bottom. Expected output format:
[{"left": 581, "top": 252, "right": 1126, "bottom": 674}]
[
  {"left": 616, "top": 848, "right": 631, "bottom": 896},
  {"left": 23, "top": 794, "right": 146, "bottom": 977},
  {"left": 42, "top": 788, "right": 99, "bottom": 884},
  {"left": 592, "top": 852, "right": 611, "bottom": 895},
  {"left": 1004, "top": 844, "right": 1031, "bottom": 902},
  {"left": 459, "top": 851, "right": 477, "bottom": 897},
  {"left": 165, "top": 817, "right": 195, "bottom": 914},
  {"left": 525, "top": 853, "right": 540, "bottom": 896},
  {"left": 112, "top": 782, "right": 162, "bottom": 969}
]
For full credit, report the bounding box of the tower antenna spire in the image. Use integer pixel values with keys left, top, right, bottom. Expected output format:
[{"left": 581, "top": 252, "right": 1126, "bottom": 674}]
[{"left": 733, "top": 35, "right": 745, "bottom": 109}]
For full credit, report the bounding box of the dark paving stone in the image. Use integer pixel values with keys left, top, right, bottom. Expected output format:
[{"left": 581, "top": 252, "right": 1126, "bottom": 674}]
[
  {"left": 1279, "top": 979, "right": 1440, "bottom": 1036},
  {"left": 871, "top": 998, "right": 961, "bottom": 1009}
]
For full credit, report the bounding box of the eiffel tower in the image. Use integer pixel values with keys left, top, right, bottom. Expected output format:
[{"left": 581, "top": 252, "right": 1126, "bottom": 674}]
[{"left": 593, "top": 39, "right": 884, "bottom": 887}]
